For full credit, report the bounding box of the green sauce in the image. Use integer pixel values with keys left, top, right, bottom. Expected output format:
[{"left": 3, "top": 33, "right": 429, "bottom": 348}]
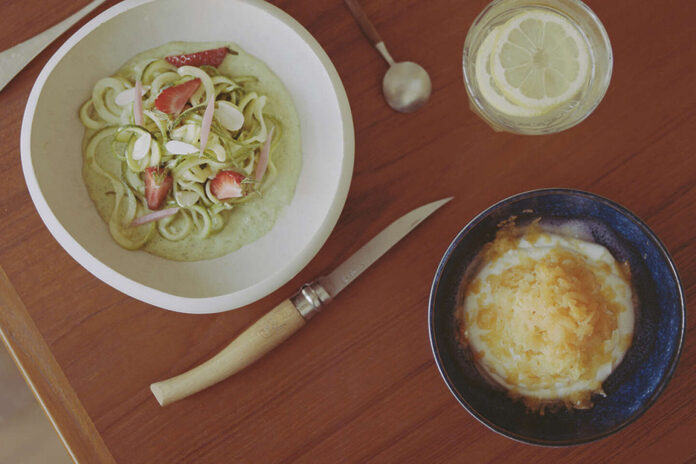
[{"left": 82, "top": 42, "right": 302, "bottom": 261}]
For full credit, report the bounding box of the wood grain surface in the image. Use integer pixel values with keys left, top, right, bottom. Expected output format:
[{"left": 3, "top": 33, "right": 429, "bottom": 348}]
[{"left": 0, "top": 0, "right": 694, "bottom": 463}]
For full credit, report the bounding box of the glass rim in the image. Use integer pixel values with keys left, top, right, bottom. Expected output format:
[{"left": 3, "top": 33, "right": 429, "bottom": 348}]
[{"left": 462, "top": 0, "right": 614, "bottom": 135}]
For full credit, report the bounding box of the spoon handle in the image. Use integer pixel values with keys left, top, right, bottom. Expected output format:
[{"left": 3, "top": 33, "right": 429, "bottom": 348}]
[{"left": 343, "top": 0, "right": 383, "bottom": 46}]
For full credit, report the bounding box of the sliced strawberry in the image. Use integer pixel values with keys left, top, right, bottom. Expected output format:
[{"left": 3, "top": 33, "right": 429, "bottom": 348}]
[
  {"left": 144, "top": 166, "right": 173, "bottom": 210},
  {"left": 210, "top": 170, "right": 245, "bottom": 200},
  {"left": 154, "top": 78, "right": 201, "bottom": 115},
  {"left": 165, "top": 47, "right": 229, "bottom": 68}
]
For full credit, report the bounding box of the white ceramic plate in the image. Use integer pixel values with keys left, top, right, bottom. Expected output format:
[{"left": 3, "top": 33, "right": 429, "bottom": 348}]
[{"left": 20, "top": 0, "right": 354, "bottom": 313}]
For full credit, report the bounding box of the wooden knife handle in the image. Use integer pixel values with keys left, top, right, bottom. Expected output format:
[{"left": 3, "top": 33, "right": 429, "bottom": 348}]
[
  {"left": 150, "top": 299, "right": 305, "bottom": 406},
  {"left": 344, "top": 0, "right": 383, "bottom": 46}
]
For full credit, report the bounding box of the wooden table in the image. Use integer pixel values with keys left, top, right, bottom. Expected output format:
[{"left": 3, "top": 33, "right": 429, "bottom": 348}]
[{"left": 1, "top": 0, "right": 694, "bottom": 462}]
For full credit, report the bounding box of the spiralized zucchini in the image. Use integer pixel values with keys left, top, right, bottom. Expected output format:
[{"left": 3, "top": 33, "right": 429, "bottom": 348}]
[{"left": 80, "top": 54, "right": 281, "bottom": 250}]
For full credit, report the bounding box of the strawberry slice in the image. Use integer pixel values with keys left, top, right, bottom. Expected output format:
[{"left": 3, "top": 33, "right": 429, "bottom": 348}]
[
  {"left": 144, "top": 166, "right": 173, "bottom": 210},
  {"left": 154, "top": 78, "right": 201, "bottom": 115},
  {"left": 165, "top": 47, "right": 229, "bottom": 68},
  {"left": 210, "top": 170, "right": 245, "bottom": 200}
]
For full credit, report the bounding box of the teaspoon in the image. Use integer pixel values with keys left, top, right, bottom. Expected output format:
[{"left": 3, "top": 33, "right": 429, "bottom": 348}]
[{"left": 344, "top": 0, "right": 432, "bottom": 113}]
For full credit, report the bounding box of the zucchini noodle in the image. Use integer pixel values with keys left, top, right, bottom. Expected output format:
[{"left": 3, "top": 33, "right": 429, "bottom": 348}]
[{"left": 80, "top": 49, "right": 281, "bottom": 251}]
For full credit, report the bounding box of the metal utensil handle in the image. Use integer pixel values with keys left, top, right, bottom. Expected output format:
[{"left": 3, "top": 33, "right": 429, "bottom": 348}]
[
  {"left": 0, "top": 0, "right": 106, "bottom": 92},
  {"left": 343, "top": 0, "right": 383, "bottom": 46}
]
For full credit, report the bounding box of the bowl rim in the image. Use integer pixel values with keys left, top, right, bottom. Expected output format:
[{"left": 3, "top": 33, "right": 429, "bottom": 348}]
[
  {"left": 20, "top": 0, "right": 355, "bottom": 313},
  {"left": 428, "top": 188, "right": 686, "bottom": 446}
]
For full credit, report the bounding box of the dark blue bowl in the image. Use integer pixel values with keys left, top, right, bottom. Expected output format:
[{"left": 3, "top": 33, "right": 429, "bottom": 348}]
[{"left": 429, "top": 189, "right": 685, "bottom": 446}]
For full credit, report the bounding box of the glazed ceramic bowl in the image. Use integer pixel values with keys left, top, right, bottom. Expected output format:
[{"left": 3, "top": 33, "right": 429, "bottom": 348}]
[
  {"left": 21, "top": 0, "right": 353, "bottom": 313},
  {"left": 429, "top": 189, "right": 685, "bottom": 446}
]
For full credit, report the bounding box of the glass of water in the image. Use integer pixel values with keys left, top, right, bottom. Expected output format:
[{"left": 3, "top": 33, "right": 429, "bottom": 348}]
[{"left": 463, "top": 0, "right": 613, "bottom": 134}]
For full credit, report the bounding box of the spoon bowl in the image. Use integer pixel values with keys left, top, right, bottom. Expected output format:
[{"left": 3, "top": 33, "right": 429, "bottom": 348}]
[
  {"left": 383, "top": 61, "right": 432, "bottom": 113},
  {"left": 344, "top": 0, "right": 432, "bottom": 113}
]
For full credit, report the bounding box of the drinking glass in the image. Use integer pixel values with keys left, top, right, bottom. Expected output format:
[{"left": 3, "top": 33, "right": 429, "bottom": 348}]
[{"left": 463, "top": 0, "right": 612, "bottom": 134}]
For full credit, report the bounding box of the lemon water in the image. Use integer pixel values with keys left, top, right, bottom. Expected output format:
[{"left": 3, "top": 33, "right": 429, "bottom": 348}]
[{"left": 463, "top": 0, "right": 612, "bottom": 134}]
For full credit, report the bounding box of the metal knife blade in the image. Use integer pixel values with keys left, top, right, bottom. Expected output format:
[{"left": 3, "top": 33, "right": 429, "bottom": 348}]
[{"left": 318, "top": 197, "right": 452, "bottom": 298}]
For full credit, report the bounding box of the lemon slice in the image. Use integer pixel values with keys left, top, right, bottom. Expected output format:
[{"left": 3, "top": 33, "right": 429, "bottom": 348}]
[
  {"left": 475, "top": 26, "right": 543, "bottom": 117},
  {"left": 490, "top": 10, "right": 590, "bottom": 111}
]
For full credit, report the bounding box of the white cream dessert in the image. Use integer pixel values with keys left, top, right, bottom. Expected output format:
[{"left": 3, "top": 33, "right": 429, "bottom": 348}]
[{"left": 458, "top": 221, "right": 634, "bottom": 411}]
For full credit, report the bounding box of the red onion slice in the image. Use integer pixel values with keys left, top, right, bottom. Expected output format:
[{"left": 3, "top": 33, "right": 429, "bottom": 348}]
[
  {"left": 254, "top": 126, "right": 274, "bottom": 181},
  {"left": 131, "top": 207, "right": 179, "bottom": 227},
  {"left": 134, "top": 80, "right": 144, "bottom": 126},
  {"left": 199, "top": 96, "right": 215, "bottom": 156}
]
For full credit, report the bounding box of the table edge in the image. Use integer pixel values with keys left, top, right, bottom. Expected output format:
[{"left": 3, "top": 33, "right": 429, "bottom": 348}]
[{"left": 0, "top": 264, "right": 115, "bottom": 464}]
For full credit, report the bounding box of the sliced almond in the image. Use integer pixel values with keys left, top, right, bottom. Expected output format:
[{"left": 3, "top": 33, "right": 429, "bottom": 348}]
[
  {"left": 132, "top": 133, "right": 152, "bottom": 161},
  {"left": 215, "top": 101, "right": 245, "bottom": 131},
  {"left": 115, "top": 85, "right": 150, "bottom": 106},
  {"left": 165, "top": 140, "right": 199, "bottom": 155},
  {"left": 210, "top": 143, "right": 227, "bottom": 162}
]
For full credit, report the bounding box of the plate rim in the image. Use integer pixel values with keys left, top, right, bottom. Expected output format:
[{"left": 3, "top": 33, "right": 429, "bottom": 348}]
[{"left": 20, "top": 0, "right": 355, "bottom": 313}]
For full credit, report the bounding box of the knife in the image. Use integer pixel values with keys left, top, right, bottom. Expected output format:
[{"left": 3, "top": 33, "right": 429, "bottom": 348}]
[
  {"left": 0, "top": 0, "right": 106, "bottom": 92},
  {"left": 150, "top": 197, "right": 452, "bottom": 406}
]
